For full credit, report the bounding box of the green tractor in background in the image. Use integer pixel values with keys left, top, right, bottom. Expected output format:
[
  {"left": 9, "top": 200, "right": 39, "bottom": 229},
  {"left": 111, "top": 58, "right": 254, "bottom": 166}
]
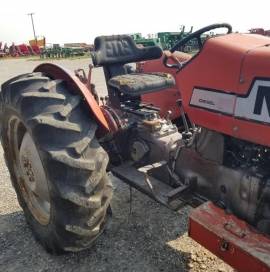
[{"left": 131, "top": 25, "right": 210, "bottom": 53}]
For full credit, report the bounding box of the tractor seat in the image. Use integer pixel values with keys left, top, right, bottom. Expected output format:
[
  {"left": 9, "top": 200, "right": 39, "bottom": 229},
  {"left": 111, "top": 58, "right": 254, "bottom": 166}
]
[
  {"left": 108, "top": 72, "right": 175, "bottom": 96},
  {"left": 91, "top": 35, "right": 175, "bottom": 96}
]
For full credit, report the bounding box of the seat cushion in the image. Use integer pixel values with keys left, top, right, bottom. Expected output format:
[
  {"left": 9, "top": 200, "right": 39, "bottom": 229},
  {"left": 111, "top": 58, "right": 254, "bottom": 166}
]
[{"left": 108, "top": 72, "right": 175, "bottom": 96}]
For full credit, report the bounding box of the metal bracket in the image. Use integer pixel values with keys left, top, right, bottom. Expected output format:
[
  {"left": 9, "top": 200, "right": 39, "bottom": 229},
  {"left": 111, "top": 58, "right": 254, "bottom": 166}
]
[{"left": 111, "top": 161, "right": 199, "bottom": 211}]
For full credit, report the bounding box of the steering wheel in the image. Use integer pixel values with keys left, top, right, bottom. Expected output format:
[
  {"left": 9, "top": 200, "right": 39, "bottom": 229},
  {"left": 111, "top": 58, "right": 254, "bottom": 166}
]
[{"left": 163, "top": 23, "right": 232, "bottom": 69}]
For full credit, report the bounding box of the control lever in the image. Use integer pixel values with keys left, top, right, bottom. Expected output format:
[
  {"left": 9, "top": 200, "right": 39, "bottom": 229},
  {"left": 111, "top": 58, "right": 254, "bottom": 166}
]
[
  {"left": 74, "top": 64, "right": 99, "bottom": 104},
  {"left": 176, "top": 99, "right": 192, "bottom": 140}
]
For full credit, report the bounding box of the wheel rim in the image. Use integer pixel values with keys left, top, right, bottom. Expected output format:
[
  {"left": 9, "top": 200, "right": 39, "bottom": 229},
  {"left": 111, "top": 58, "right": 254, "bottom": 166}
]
[{"left": 10, "top": 117, "right": 51, "bottom": 225}]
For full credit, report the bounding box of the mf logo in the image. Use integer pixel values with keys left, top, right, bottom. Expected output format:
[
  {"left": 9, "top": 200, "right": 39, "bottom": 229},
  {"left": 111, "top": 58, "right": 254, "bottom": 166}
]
[
  {"left": 253, "top": 85, "right": 270, "bottom": 116},
  {"left": 235, "top": 80, "right": 270, "bottom": 123}
]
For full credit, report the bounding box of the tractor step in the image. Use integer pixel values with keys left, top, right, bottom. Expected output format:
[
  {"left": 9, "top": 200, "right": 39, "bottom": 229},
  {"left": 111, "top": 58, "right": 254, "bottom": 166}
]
[
  {"left": 166, "top": 184, "right": 190, "bottom": 202},
  {"left": 111, "top": 162, "right": 195, "bottom": 210},
  {"left": 189, "top": 202, "right": 270, "bottom": 272}
]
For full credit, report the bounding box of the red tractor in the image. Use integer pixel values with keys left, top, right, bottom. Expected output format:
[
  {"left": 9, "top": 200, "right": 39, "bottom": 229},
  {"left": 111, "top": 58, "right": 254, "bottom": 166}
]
[{"left": 1, "top": 23, "right": 270, "bottom": 271}]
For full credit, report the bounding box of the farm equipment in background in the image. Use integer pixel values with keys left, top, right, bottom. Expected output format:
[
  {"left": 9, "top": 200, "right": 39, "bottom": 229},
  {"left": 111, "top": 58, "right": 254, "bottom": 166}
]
[
  {"left": 64, "top": 43, "right": 93, "bottom": 52},
  {"left": 1, "top": 23, "right": 270, "bottom": 272},
  {"left": 5, "top": 43, "right": 42, "bottom": 57},
  {"left": 131, "top": 25, "right": 208, "bottom": 52},
  {"left": 29, "top": 37, "right": 46, "bottom": 48},
  {"left": 28, "top": 44, "right": 41, "bottom": 55},
  {"left": 130, "top": 33, "right": 163, "bottom": 48},
  {"left": 8, "top": 43, "right": 18, "bottom": 57},
  {"left": 249, "top": 28, "right": 270, "bottom": 36},
  {"left": 0, "top": 42, "right": 8, "bottom": 57},
  {"left": 16, "top": 44, "right": 31, "bottom": 56},
  {"left": 0, "top": 37, "right": 44, "bottom": 58},
  {"left": 40, "top": 44, "right": 86, "bottom": 58},
  {"left": 157, "top": 25, "right": 194, "bottom": 49}
]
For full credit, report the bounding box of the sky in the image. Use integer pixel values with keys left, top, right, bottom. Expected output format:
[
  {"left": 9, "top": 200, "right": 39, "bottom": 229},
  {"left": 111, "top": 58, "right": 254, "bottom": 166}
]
[{"left": 1, "top": 0, "right": 270, "bottom": 45}]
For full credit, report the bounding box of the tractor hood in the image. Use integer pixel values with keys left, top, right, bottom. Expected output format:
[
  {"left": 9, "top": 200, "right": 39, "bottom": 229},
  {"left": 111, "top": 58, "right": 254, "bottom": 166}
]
[
  {"left": 208, "top": 33, "right": 270, "bottom": 95},
  {"left": 238, "top": 40, "right": 270, "bottom": 94},
  {"left": 177, "top": 33, "right": 270, "bottom": 94},
  {"left": 177, "top": 33, "right": 270, "bottom": 147}
]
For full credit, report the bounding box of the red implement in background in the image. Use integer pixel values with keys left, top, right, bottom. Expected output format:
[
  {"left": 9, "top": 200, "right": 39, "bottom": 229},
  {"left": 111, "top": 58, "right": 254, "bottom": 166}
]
[{"left": 189, "top": 202, "right": 270, "bottom": 272}]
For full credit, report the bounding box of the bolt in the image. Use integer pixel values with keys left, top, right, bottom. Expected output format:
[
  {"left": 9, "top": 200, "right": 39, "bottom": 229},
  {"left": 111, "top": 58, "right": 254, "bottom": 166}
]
[
  {"left": 29, "top": 176, "right": 34, "bottom": 182},
  {"left": 233, "top": 126, "right": 238, "bottom": 132},
  {"left": 220, "top": 185, "right": 227, "bottom": 194},
  {"left": 220, "top": 240, "right": 229, "bottom": 252}
]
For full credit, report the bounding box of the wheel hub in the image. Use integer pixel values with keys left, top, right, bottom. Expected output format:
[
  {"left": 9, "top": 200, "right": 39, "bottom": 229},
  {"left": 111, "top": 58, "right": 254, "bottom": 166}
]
[{"left": 19, "top": 132, "right": 50, "bottom": 225}]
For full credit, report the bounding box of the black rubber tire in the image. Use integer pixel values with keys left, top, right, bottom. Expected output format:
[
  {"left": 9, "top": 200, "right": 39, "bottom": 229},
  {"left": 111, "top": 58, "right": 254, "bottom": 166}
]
[{"left": 0, "top": 72, "right": 113, "bottom": 254}]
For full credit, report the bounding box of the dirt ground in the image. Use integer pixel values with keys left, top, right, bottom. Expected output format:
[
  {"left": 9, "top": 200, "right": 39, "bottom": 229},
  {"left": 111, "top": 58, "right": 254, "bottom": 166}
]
[{"left": 0, "top": 58, "right": 233, "bottom": 272}]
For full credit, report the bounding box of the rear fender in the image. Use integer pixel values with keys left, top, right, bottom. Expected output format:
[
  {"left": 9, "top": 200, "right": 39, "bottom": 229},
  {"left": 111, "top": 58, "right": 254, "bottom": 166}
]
[{"left": 34, "top": 63, "right": 109, "bottom": 132}]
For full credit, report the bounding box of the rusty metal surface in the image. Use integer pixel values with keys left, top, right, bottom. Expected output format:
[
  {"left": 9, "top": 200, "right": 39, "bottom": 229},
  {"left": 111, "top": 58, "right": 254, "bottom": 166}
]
[
  {"left": 33, "top": 63, "right": 109, "bottom": 132},
  {"left": 189, "top": 202, "right": 270, "bottom": 272}
]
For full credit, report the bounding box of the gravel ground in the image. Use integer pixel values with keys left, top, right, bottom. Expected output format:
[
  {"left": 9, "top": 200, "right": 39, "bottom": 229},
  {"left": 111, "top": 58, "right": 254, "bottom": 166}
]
[{"left": 0, "top": 58, "right": 233, "bottom": 272}]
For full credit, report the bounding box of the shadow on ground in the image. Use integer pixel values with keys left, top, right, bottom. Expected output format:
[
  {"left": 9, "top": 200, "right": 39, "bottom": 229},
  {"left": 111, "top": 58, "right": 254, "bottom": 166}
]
[{"left": 0, "top": 180, "right": 192, "bottom": 272}]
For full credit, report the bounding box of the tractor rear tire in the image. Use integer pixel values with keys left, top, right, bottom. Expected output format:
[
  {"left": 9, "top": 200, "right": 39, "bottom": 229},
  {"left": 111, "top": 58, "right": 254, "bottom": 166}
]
[{"left": 0, "top": 73, "right": 113, "bottom": 254}]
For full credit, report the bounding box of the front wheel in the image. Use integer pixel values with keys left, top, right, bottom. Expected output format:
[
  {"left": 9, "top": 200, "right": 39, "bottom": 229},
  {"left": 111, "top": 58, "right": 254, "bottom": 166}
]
[{"left": 0, "top": 73, "right": 113, "bottom": 253}]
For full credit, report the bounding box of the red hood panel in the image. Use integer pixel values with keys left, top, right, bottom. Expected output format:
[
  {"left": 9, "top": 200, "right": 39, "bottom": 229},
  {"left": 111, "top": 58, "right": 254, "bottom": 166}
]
[
  {"left": 239, "top": 45, "right": 270, "bottom": 94},
  {"left": 178, "top": 33, "right": 270, "bottom": 96},
  {"left": 177, "top": 34, "right": 270, "bottom": 110}
]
